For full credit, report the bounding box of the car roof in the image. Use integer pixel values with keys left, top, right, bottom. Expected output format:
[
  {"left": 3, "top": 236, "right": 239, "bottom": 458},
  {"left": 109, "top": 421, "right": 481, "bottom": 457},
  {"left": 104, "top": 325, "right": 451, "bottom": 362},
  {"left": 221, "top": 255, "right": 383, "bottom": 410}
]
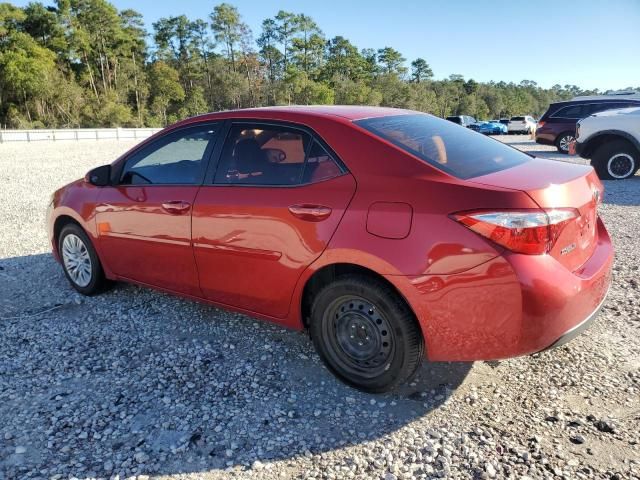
[
  {"left": 550, "top": 93, "right": 640, "bottom": 107},
  {"left": 571, "top": 93, "right": 640, "bottom": 101},
  {"left": 187, "top": 105, "right": 415, "bottom": 123}
]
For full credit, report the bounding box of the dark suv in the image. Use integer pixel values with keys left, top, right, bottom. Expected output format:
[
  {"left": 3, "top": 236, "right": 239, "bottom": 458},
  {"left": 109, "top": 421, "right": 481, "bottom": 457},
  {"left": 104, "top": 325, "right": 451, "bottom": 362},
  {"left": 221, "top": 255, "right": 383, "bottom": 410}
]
[{"left": 536, "top": 93, "right": 640, "bottom": 153}]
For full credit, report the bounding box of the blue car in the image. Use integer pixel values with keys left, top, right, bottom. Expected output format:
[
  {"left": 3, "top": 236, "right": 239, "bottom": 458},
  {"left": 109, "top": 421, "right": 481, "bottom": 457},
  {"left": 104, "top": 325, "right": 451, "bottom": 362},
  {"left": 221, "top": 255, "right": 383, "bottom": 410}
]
[{"left": 469, "top": 120, "right": 508, "bottom": 135}]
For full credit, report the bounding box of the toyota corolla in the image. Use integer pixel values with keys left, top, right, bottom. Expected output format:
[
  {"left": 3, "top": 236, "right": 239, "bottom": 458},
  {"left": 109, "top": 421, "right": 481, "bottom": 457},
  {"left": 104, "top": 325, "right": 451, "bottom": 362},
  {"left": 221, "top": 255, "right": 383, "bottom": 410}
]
[{"left": 47, "top": 106, "right": 613, "bottom": 392}]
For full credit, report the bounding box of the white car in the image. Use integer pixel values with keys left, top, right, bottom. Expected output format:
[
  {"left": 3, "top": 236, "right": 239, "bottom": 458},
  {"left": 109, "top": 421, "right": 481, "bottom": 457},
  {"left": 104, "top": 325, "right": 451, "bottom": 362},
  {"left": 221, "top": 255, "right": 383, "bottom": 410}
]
[
  {"left": 507, "top": 115, "right": 537, "bottom": 134},
  {"left": 574, "top": 107, "right": 640, "bottom": 180}
]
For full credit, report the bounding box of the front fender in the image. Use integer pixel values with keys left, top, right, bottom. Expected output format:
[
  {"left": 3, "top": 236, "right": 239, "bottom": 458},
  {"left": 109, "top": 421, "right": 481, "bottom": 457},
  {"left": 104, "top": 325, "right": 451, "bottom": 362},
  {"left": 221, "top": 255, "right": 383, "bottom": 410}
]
[{"left": 47, "top": 181, "right": 110, "bottom": 274}]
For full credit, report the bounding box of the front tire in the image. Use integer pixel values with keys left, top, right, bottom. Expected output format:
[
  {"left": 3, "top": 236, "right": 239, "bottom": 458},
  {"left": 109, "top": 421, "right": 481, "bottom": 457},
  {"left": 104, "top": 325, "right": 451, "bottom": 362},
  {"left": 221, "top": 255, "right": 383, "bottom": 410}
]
[
  {"left": 556, "top": 131, "right": 575, "bottom": 154},
  {"left": 591, "top": 139, "right": 639, "bottom": 180},
  {"left": 310, "top": 275, "right": 424, "bottom": 393},
  {"left": 58, "top": 224, "right": 108, "bottom": 295}
]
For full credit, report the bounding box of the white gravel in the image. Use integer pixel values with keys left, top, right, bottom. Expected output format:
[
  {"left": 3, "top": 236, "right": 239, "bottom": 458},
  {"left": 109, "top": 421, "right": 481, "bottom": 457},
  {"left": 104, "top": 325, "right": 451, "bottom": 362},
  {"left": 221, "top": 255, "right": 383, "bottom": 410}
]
[{"left": 0, "top": 136, "right": 639, "bottom": 479}]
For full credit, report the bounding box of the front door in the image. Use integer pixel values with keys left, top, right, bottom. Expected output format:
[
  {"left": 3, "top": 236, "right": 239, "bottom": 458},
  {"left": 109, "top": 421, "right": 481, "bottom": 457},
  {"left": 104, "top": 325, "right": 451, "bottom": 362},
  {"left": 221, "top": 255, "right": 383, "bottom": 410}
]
[
  {"left": 95, "top": 123, "right": 220, "bottom": 295},
  {"left": 192, "top": 122, "right": 356, "bottom": 318}
]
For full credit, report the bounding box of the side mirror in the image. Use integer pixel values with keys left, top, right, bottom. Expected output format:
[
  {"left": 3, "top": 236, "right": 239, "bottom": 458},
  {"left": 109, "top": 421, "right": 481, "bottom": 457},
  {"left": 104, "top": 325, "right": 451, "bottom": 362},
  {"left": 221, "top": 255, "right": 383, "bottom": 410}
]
[{"left": 85, "top": 165, "right": 111, "bottom": 186}]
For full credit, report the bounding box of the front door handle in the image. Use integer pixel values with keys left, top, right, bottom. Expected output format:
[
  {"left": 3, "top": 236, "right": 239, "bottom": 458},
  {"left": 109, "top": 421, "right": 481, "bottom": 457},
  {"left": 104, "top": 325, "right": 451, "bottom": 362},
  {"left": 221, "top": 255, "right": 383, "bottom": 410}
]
[
  {"left": 288, "top": 204, "right": 332, "bottom": 222},
  {"left": 161, "top": 201, "right": 191, "bottom": 214}
]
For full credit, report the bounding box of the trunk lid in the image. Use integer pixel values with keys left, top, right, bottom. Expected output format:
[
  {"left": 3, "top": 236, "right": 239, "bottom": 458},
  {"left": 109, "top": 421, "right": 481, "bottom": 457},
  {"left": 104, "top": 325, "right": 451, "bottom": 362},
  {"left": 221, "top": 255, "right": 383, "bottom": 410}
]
[{"left": 469, "top": 158, "right": 603, "bottom": 272}]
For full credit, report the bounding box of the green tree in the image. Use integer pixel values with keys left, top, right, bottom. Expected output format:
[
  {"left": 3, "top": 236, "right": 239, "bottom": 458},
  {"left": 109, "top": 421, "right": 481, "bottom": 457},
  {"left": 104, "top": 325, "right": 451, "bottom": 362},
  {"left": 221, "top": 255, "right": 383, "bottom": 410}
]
[
  {"left": 0, "top": 31, "right": 56, "bottom": 125},
  {"left": 291, "top": 14, "right": 323, "bottom": 77},
  {"left": 210, "top": 3, "right": 244, "bottom": 71},
  {"left": 274, "top": 10, "right": 296, "bottom": 71},
  {"left": 148, "top": 60, "right": 185, "bottom": 125},
  {"left": 377, "top": 46, "right": 406, "bottom": 76},
  {"left": 22, "top": 2, "right": 66, "bottom": 52},
  {"left": 411, "top": 58, "right": 433, "bottom": 83},
  {"left": 322, "top": 36, "right": 369, "bottom": 82}
]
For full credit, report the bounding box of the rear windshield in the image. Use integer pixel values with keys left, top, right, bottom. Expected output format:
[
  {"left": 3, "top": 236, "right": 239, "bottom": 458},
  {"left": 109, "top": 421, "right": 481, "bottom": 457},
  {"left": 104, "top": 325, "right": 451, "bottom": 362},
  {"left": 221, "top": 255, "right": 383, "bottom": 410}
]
[
  {"left": 355, "top": 114, "right": 530, "bottom": 179},
  {"left": 511, "top": 116, "right": 525, "bottom": 121}
]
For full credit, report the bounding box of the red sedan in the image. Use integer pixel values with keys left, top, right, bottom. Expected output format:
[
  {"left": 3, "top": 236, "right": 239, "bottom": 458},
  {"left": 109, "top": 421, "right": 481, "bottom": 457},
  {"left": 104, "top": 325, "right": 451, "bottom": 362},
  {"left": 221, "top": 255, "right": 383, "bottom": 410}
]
[{"left": 47, "top": 107, "right": 613, "bottom": 392}]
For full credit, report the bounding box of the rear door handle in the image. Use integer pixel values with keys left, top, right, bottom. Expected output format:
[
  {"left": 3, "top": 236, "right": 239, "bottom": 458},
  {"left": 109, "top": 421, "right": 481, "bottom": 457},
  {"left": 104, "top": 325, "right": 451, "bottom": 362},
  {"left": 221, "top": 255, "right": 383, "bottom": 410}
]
[
  {"left": 161, "top": 201, "right": 191, "bottom": 214},
  {"left": 288, "top": 204, "right": 332, "bottom": 222}
]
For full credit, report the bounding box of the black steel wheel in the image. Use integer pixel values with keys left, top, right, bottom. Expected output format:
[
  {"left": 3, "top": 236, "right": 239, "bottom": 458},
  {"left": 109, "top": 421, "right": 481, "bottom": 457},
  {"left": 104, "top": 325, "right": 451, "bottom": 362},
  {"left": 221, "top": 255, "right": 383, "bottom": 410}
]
[
  {"left": 310, "top": 275, "right": 424, "bottom": 392},
  {"left": 591, "top": 139, "right": 639, "bottom": 180}
]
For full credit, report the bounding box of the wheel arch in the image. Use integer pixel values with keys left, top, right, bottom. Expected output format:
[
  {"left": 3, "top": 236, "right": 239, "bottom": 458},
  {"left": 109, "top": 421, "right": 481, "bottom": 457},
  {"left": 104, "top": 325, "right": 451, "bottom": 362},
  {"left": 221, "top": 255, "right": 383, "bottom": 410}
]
[
  {"left": 300, "top": 263, "right": 420, "bottom": 334},
  {"left": 582, "top": 130, "right": 640, "bottom": 158},
  {"left": 53, "top": 214, "right": 84, "bottom": 249},
  {"left": 51, "top": 210, "right": 113, "bottom": 279}
]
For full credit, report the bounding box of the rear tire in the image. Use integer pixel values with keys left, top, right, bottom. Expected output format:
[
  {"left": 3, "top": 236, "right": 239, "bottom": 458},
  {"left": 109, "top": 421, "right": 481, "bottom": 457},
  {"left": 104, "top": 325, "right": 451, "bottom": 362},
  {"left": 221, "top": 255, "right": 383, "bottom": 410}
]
[
  {"left": 556, "top": 131, "right": 575, "bottom": 154},
  {"left": 58, "top": 224, "right": 109, "bottom": 295},
  {"left": 309, "top": 275, "right": 424, "bottom": 393},
  {"left": 591, "top": 139, "right": 639, "bottom": 180}
]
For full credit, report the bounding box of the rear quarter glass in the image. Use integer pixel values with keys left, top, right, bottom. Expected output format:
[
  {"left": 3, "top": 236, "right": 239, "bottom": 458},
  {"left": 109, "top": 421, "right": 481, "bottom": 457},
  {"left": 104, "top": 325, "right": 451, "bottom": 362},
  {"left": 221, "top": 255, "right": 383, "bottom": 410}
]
[
  {"left": 540, "top": 104, "right": 564, "bottom": 120},
  {"left": 355, "top": 114, "right": 531, "bottom": 180}
]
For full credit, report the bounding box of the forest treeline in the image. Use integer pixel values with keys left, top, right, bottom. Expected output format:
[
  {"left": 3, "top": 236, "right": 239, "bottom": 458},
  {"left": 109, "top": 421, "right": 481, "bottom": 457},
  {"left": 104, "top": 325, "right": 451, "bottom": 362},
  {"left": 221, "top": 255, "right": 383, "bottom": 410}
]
[{"left": 0, "top": 1, "right": 630, "bottom": 128}]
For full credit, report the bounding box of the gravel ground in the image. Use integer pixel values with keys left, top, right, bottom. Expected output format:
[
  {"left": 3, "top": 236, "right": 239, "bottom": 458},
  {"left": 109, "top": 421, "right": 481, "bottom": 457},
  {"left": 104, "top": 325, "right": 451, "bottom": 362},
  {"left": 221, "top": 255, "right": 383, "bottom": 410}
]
[{"left": 0, "top": 136, "right": 638, "bottom": 480}]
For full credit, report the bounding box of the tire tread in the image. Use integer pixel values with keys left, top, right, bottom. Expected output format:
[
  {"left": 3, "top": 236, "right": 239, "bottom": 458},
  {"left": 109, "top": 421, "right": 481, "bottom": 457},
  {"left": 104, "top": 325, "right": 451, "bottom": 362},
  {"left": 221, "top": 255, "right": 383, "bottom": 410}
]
[
  {"left": 310, "top": 274, "right": 424, "bottom": 392},
  {"left": 58, "top": 224, "right": 109, "bottom": 295}
]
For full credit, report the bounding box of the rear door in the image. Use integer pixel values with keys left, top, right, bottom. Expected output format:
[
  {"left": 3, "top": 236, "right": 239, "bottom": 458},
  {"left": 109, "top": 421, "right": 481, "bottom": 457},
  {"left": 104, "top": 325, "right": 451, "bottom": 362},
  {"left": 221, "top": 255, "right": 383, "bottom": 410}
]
[
  {"left": 192, "top": 121, "right": 356, "bottom": 318},
  {"left": 96, "top": 123, "right": 220, "bottom": 295},
  {"left": 549, "top": 104, "right": 584, "bottom": 132}
]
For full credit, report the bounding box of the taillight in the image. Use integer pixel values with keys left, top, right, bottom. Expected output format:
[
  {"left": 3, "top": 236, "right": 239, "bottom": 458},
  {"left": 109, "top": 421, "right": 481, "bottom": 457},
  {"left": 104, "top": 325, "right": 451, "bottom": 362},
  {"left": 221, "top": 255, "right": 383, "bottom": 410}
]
[
  {"left": 452, "top": 209, "right": 578, "bottom": 254},
  {"left": 537, "top": 121, "right": 546, "bottom": 128}
]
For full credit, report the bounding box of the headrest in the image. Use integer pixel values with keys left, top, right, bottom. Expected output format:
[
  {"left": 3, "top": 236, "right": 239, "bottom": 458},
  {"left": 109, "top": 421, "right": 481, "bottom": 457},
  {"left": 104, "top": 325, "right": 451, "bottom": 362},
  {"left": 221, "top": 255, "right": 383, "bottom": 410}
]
[{"left": 235, "top": 138, "right": 265, "bottom": 173}]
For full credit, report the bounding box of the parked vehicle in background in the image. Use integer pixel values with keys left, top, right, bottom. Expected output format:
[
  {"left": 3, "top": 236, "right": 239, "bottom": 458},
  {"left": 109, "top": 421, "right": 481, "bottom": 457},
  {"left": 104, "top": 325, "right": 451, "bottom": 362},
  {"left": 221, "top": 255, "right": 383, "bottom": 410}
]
[
  {"left": 508, "top": 116, "right": 537, "bottom": 134},
  {"left": 46, "top": 106, "right": 613, "bottom": 392},
  {"left": 573, "top": 106, "right": 640, "bottom": 180},
  {"left": 446, "top": 115, "right": 477, "bottom": 127},
  {"left": 499, "top": 119, "right": 510, "bottom": 125},
  {"left": 536, "top": 92, "right": 640, "bottom": 154},
  {"left": 469, "top": 120, "right": 508, "bottom": 135}
]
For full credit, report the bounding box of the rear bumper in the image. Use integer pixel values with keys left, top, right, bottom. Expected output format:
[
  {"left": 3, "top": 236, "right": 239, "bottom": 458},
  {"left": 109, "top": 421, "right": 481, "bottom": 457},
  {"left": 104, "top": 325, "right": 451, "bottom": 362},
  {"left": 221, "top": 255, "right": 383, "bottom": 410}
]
[
  {"left": 386, "top": 218, "right": 613, "bottom": 361},
  {"left": 538, "top": 286, "right": 608, "bottom": 352}
]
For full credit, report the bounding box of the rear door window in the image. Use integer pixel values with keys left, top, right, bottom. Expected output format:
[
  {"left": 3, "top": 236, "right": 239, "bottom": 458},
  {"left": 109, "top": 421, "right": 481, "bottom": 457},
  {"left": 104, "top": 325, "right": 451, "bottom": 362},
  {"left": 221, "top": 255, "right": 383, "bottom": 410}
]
[
  {"left": 302, "top": 141, "right": 343, "bottom": 183},
  {"left": 213, "top": 124, "right": 343, "bottom": 186},
  {"left": 356, "top": 114, "right": 530, "bottom": 180},
  {"left": 551, "top": 105, "right": 584, "bottom": 119}
]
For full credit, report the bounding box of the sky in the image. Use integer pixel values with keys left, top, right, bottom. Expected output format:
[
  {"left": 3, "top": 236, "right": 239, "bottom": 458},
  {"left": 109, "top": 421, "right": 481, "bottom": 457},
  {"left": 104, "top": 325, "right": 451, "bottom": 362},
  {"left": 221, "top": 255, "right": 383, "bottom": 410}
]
[{"left": 13, "top": 0, "right": 640, "bottom": 90}]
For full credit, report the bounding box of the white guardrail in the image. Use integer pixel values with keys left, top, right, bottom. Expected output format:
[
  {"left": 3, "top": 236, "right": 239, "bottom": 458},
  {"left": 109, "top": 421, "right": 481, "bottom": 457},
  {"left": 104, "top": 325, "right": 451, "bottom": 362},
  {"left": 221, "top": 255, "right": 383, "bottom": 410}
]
[{"left": 0, "top": 128, "right": 162, "bottom": 143}]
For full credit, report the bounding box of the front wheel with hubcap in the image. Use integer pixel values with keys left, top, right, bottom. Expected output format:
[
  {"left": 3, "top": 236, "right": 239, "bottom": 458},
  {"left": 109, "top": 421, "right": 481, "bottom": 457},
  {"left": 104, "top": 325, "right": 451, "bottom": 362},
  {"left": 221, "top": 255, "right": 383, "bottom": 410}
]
[
  {"left": 591, "top": 139, "right": 639, "bottom": 180},
  {"left": 556, "top": 132, "right": 575, "bottom": 154},
  {"left": 310, "top": 275, "right": 424, "bottom": 393},
  {"left": 58, "top": 223, "right": 108, "bottom": 295}
]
